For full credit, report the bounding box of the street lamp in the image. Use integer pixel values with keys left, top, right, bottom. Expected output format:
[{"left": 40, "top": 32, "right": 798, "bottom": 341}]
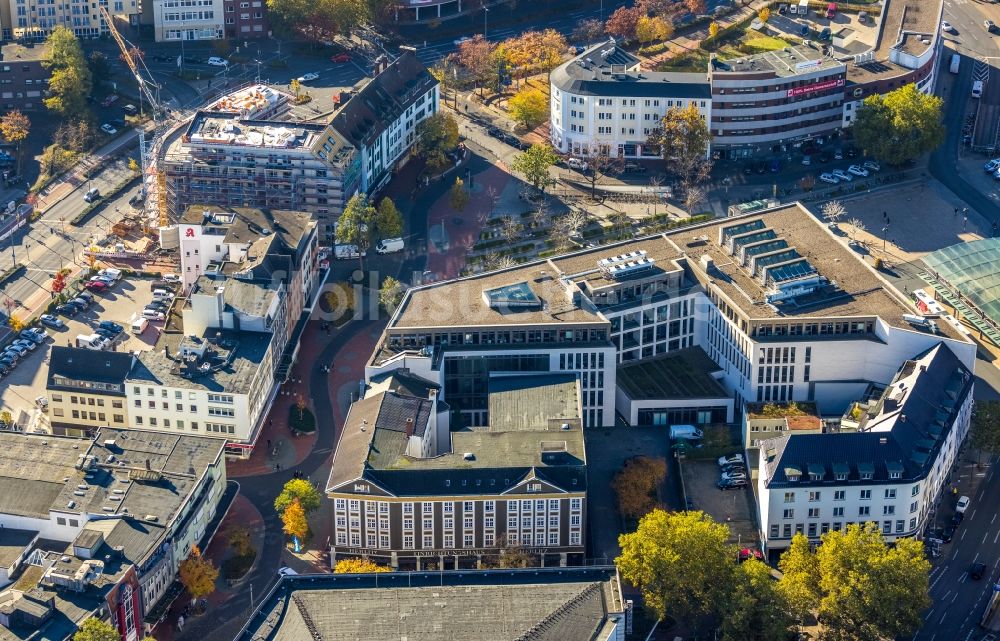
[{"left": 483, "top": 6, "right": 489, "bottom": 39}]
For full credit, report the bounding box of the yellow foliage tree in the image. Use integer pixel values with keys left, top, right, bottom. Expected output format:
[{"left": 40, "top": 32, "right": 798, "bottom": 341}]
[
  {"left": 612, "top": 456, "right": 668, "bottom": 519},
  {"left": 709, "top": 21, "right": 720, "bottom": 39},
  {"left": 758, "top": 6, "right": 770, "bottom": 22},
  {"left": 7, "top": 315, "right": 25, "bottom": 332},
  {"left": 178, "top": 546, "right": 218, "bottom": 602},
  {"left": 499, "top": 29, "right": 568, "bottom": 77},
  {"left": 508, "top": 87, "right": 548, "bottom": 130},
  {"left": 636, "top": 15, "right": 673, "bottom": 45},
  {"left": 334, "top": 558, "right": 392, "bottom": 573},
  {"left": 281, "top": 498, "right": 310, "bottom": 541}
]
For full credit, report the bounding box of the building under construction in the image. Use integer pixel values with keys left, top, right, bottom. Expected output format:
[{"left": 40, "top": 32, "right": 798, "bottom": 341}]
[{"left": 161, "top": 50, "right": 439, "bottom": 245}]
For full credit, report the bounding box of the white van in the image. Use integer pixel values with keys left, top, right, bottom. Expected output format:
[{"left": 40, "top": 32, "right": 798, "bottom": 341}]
[
  {"left": 151, "top": 289, "right": 173, "bottom": 301},
  {"left": 670, "top": 424, "right": 705, "bottom": 440},
  {"left": 375, "top": 238, "right": 404, "bottom": 254},
  {"left": 75, "top": 334, "right": 106, "bottom": 350},
  {"left": 950, "top": 54, "right": 960, "bottom": 74},
  {"left": 973, "top": 80, "right": 984, "bottom": 98},
  {"left": 131, "top": 317, "right": 149, "bottom": 333},
  {"left": 142, "top": 309, "right": 165, "bottom": 321},
  {"left": 99, "top": 268, "right": 122, "bottom": 281}
]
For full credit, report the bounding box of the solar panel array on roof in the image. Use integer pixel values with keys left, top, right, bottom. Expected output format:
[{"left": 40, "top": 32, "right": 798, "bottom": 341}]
[
  {"left": 740, "top": 239, "right": 788, "bottom": 263},
  {"left": 606, "top": 257, "right": 657, "bottom": 280},
  {"left": 598, "top": 250, "right": 647, "bottom": 269},
  {"left": 719, "top": 219, "right": 766, "bottom": 245},
  {"left": 764, "top": 258, "right": 817, "bottom": 286}
]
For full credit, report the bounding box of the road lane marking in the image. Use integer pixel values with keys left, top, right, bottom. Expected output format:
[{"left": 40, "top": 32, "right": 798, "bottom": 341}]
[
  {"left": 925, "top": 608, "right": 936, "bottom": 621},
  {"left": 994, "top": 529, "right": 1000, "bottom": 543},
  {"left": 940, "top": 611, "right": 949, "bottom": 624}
]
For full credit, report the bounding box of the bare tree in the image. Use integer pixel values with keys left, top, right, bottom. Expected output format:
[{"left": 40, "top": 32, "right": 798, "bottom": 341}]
[
  {"left": 847, "top": 218, "right": 867, "bottom": 244},
  {"left": 530, "top": 200, "right": 549, "bottom": 232},
  {"left": 500, "top": 215, "right": 524, "bottom": 244},
  {"left": 820, "top": 200, "right": 847, "bottom": 225},
  {"left": 800, "top": 174, "right": 816, "bottom": 192},
  {"left": 482, "top": 252, "right": 518, "bottom": 271},
  {"left": 582, "top": 144, "right": 624, "bottom": 199},
  {"left": 486, "top": 185, "right": 500, "bottom": 217},
  {"left": 649, "top": 174, "right": 665, "bottom": 216},
  {"left": 681, "top": 182, "right": 705, "bottom": 214}
]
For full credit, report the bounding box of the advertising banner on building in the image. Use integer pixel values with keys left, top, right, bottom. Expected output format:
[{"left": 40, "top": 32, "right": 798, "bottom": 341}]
[{"left": 787, "top": 78, "right": 845, "bottom": 98}]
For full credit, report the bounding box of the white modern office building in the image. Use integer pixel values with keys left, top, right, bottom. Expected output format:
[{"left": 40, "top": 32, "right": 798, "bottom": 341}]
[
  {"left": 755, "top": 343, "right": 973, "bottom": 554},
  {"left": 366, "top": 203, "right": 975, "bottom": 430},
  {"left": 549, "top": 40, "right": 711, "bottom": 159}
]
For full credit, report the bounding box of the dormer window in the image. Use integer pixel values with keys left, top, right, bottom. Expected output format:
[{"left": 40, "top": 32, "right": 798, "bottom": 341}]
[
  {"left": 889, "top": 471, "right": 901, "bottom": 479},
  {"left": 860, "top": 472, "right": 873, "bottom": 480}
]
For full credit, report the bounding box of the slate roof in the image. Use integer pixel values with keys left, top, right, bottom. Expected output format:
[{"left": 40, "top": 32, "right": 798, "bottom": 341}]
[
  {"left": 47, "top": 347, "right": 134, "bottom": 395},
  {"left": 234, "top": 567, "right": 624, "bottom": 641},
  {"left": 330, "top": 50, "right": 437, "bottom": 150},
  {"left": 550, "top": 40, "right": 710, "bottom": 99},
  {"left": 762, "top": 344, "right": 972, "bottom": 488}
]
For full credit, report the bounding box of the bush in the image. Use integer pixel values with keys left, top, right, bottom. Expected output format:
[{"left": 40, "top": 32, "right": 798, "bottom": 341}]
[
  {"left": 289, "top": 404, "right": 316, "bottom": 434},
  {"left": 223, "top": 552, "right": 255, "bottom": 580}
]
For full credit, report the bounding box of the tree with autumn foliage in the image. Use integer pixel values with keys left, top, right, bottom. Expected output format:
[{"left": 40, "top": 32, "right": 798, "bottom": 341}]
[
  {"left": 0, "top": 110, "right": 29, "bottom": 172},
  {"left": 73, "top": 619, "right": 120, "bottom": 641},
  {"left": 455, "top": 35, "right": 496, "bottom": 96},
  {"left": 708, "top": 21, "right": 720, "bottom": 39},
  {"left": 498, "top": 29, "right": 567, "bottom": 79},
  {"left": 281, "top": 497, "right": 310, "bottom": 542},
  {"left": 334, "top": 558, "right": 392, "bottom": 573},
  {"left": 605, "top": 6, "right": 642, "bottom": 41},
  {"left": 613, "top": 456, "right": 667, "bottom": 519},
  {"left": 508, "top": 87, "right": 549, "bottom": 130},
  {"left": 684, "top": 0, "right": 706, "bottom": 15},
  {"left": 636, "top": 15, "right": 673, "bottom": 46},
  {"left": 178, "top": 546, "right": 218, "bottom": 604},
  {"left": 51, "top": 268, "right": 69, "bottom": 295},
  {"left": 646, "top": 104, "right": 712, "bottom": 184}
]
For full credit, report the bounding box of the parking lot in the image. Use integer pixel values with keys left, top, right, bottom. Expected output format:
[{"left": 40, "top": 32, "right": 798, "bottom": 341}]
[
  {"left": 681, "top": 459, "right": 759, "bottom": 547},
  {"left": 0, "top": 272, "right": 175, "bottom": 431}
]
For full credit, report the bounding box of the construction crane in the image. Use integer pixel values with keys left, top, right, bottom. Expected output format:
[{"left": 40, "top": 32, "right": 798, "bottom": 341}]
[{"left": 100, "top": 7, "right": 170, "bottom": 228}]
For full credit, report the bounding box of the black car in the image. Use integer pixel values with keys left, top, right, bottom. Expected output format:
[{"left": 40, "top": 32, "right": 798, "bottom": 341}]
[
  {"left": 55, "top": 304, "right": 77, "bottom": 317},
  {"left": 951, "top": 513, "right": 964, "bottom": 526},
  {"left": 845, "top": 147, "right": 858, "bottom": 158},
  {"left": 942, "top": 525, "right": 956, "bottom": 543},
  {"left": 99, "top": 321, "right": 124, "bottom": 333},
  {"left": 94, "top": 328, "right": 116, "bottom": 339},
  {"left": 743, "top": 164, "right": 753, "bottom": 175},
  {"left": 971, "top": 562, "right": 987, "bottom": 580},
  {"left": 718, "top": 480, "right": 747, "bottom": 490},
  {"left": 184, "top": 56, "right": 205, "bottom": 64},
  {"left": 818, "top": 152, "right": 831, "bottom": 163}
]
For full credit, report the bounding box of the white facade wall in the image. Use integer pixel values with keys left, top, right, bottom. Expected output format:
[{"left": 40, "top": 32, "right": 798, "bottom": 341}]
[
  {"left": 125, "top": 380, "right": 259, "bottom": 442},
  {"left": 151, "top": 0, "right": 224, "bottom": 41},
  {"left": 549, "top": 85, "right": 712, "bottom": 158},
  {"left": 9, "top": 0, "right": 138, "bottom": 39},
  {"left": 360, "top": 85, "right": 438, "bottom": 193},
  {"left": 0, "top": 511, "right": 84, "bottom": 541}
]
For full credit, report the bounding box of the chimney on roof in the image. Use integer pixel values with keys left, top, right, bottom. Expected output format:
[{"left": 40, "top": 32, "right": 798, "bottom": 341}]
[
  {"left": 145, "top": 458, "right": 150, "bottom": 471},
  {"left": 405, "top": 417, "right": 414, "bottom": 438}
]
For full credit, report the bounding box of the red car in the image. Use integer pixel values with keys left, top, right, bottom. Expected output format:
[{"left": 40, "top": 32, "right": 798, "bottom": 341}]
[
  {"left": 84, "top": 280, "right": 108, "bottom": 291},
  {"left": 330, "top": 53, "right": 351, "bottom": 63}
]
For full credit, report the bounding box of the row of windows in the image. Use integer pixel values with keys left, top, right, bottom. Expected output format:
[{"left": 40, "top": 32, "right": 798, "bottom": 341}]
[
  {"left": 55, "top": 409, "right": 125, "bottom": 423},
  {"left": 770, "top": 518, "right": 916, "bottom": 540},
  {"left": 51, "top": 394, "right": 124, "bottom": 408},
  {"left": 336, "top": 498, "right": 583, "bottom": 514},
  {"left": 782, "top": 502, "right": 914, "bottom": 519},
  {"left": 783, "top": 487, "right": 918, "bottom": 502},
  {"left": 336, "top": 530, "right": 582, "bottom": 549}
]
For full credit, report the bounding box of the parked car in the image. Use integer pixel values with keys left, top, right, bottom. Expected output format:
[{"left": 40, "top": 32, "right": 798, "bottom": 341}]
[
  {"left": 819, "top": 172, "right": 839, "bottom": 184},
  {"left": 718, "top": 479, "right": 747, "bottom": 490},
  {"left": 623, "top": 162, "right": 647, "bottom": 174},
  {"left": 331, "top": 52, "right": 351, "bottom": 63},
  {"left": 297, "top": 72, "right": 320, "bottom": 83},
  {"left": 277, "top": 567, "right": 299, "bottom": 576},
  {"left": 20, "top": 330, "right": 45, "bottom": 344},
  {"left": 99, "top": 321, "right": 124, "bottom": 334},
  {"left": 941, "top": 20, "right": 954, "bottom": 33},
  {"left": 984, "top": 158, "right": 1000, "bottom": 173},
  {"left": 12, "top": 339, "right": 35, "bottom": 352},
  {"left": 69, "top": 297, "right": 90, "bottom": 309},
  {"left": 55, "top": 304, "right": 77, "bottom": 317},
  {"left": 162, "top": 273, "right": 182, "bottom": 283},
  {"left": 845, "top": 147, "right": 859, "bottom": 158},
  {"left": 971, "top": 562, "right": 987, "bottom": 580},
  {"left": 863, "top": 160, "right": 881, "bottom": 172},
  {"left": 101, "top": 94, "right": 119, "bottom": 107},
  {"left": 942, "top": 525, "right": 956, "bottom": 542},
  {"left": 847, "top": 164, "right": 869, "bottom": 177},
  {"left": 83, "top": 188, "right": 100, "bottom": 203},
  {"left": 40, "top": 314, "right": 66, "bottom": 329},
  {"left": 122, "top": 104, "right": 138, "bottom": 116},
  {"left": 90, "top": 276, "right": 115, "bottom": 286},
  {"left": 207, "top": 56, "right": 229, "bottom": 66},
  {"left": 801, "top": 155, "right": 812, "bottom": 166},
  {"left": 985, "top": 19, "right": 995, "bottom": 33},
  {"left": 95, "top": 328, "right": 117, "bottom": 339},
  {"left": 100, "top": 123, "right": 118, "bottom": 135},
  {"left": 142, "top": 309, "right": 165, "bottom": 321},
  {"left": 719, "top": 454, "right": 744, "bottom": 466},
  {"left": 6, "top": 344, "right": 28, "bottom": 358},
  {"left": 956, "top": 495, "right": 971, "bottom": 513},
  {"left": 567, "top": 158, "right": 589, "bottom": 171},
  {"left": 0, "top": 355, "right": 16, "bottom": 368},
  {"left": 85, "top": 280, "right": 108, "bottom": 292},
  {"left": 831, "top": 169, "right": 853, "bottom": 182},
  {"left": 453, "top": 36, "right": 471, "bottom": 46},
  {"left": 834, "top": 149, "right": 844, "bottom": 160}
]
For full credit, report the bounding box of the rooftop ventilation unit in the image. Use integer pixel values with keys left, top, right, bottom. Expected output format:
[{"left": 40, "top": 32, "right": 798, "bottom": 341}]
[
  {"left": 605, "top": 257, "right": 657, "bottom": 280},
  {"left": 598, "top": 249, "right": 647, "bottom": 269}
]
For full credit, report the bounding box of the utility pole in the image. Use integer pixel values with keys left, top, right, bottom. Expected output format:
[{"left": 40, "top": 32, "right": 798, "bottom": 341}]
[{"left": 483, "top": 6, "right": 489, "bottom": 39}]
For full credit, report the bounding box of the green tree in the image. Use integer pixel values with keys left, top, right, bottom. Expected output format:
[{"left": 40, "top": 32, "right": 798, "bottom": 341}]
[
  {"left": 267, "top": 0, "right": 372, "bottom": 40},
  {"left": 815, "top": 523, "right": 930, "bottom": 641},
  {"left": 617, "top": 509, "right": 735, "bottom": 636},
  {"left": 511, "top": 143, "right": 558, "bottom": 193},
  {"left": 612, "top": 455, "right": 666, "bottom": 519},
  {"left": 43, "top": 27, "right": 92, "bottom": 117},
  {"left": 87, "top": 51, "right": 112, "bottom": 88},
  {"left": 178, "top": 546, "right": 218, "bottom": 603},
  {"left": 969, "top": 400, "right": 1000, "bottom": 462},
  {"left": 73, "top": 619, "right": 119, "bottom": 641},
  {"left": 336, "top": 193, "right": 377, "bottom": 270},
  {"left": 379, "top": 275, "right": 405, "bottom": 313},
  {"left": 721, "top": 558, "right": 793, "bottom": 641},
  {"left": 375, "top": 197, "right": 403, "bottom": 239},
  {"left": 228, "top": 526, "right": 253, "bottom": 558},
  {"left": 449, "top": 177, "right": 470, "bottom": 211},
  {"left": 777, "top": 533, "right": 821, "bottom": 625},
  {"left": 274, "top": 478, "right": 323, "bottom": 514},
  {"left": 508, "top": 87, "right": 548, "bottom": 130},
  {"left": 414, "top": 112, "right": 459, "bottom": 171},
  {"left": 853, "top": 83, "right": 944, "bottom": 166},
  {"left": 0, "top": 110, "right": 29, "bottom": 173},
  {"left": 281, "top": 497, "right": 310, "bottom": 541},
  {"left": 646, "top": 104, "right": 712, "bottom": 184}
]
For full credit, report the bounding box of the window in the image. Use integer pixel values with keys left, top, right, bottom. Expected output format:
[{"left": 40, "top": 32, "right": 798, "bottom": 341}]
[
  {"left": 464, "top": 534, "right": 474, "bottom": 547},
  {"left": 807, "top": 523, "right": 817, "bottom": 537},
  {"left": 808, "top": 491, "right": 821, "bottom": 502},
  {"left": 858, "top": 506, "right": 870, "bottom": 516},
  {"left": 783, "top": 509, "right": 794, "bottom": 519},
  {"left": 833, "top": 507, "right": 844, "bottom": 517},
  {"left": 884, "top": 489, "right": 896, "bottom": 499},
  {"left": 860, "top": 490, "right": 871, "bottom": 500},
  {"left": 896, "top": 520, "right": 905, "bottom": 533},
  {"left": 834, "top": 490, "right": 846, "bottom": 501},
  {"left": 910, "top": 501, "right": 918, "bottom": 513},
  {"left": 911, "top": 485, "right": 920, "bottom": 496},
  {"left": 883, "top": 505, "right": 895, "bottom": 515},
  {"left": 808, "top": 508, "right": 820, "bottom": 518},
  {"left": 783, "top": 492, "right": 795, "bottom": 503},
  {"left": 770, "top": 524, "right": 779, "bottom": 538},
  {"left": 403, "top": 535, "right": 413, "bottom": 548},
  {"left": 882, "top": 521, "right": 892, "bottom": 534}
]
